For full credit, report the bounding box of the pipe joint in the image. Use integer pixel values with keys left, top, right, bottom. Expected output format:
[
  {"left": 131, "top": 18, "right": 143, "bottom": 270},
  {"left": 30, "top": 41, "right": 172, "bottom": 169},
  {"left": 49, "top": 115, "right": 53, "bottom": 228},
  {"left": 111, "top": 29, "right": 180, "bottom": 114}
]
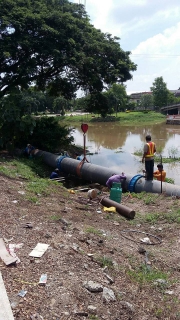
[{"left": 56, "top": 155, "right": 69, "bottom": 171}]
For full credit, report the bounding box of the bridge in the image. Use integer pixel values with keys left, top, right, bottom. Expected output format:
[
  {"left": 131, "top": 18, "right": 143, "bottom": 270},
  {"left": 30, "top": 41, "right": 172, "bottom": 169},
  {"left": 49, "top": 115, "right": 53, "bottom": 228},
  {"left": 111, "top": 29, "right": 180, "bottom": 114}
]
[
  {"left": 161, "top": 103, "right": 180, "bottom": 115},
  {"left": 161, "top": 104, "right": 180, "bottom": 124}
]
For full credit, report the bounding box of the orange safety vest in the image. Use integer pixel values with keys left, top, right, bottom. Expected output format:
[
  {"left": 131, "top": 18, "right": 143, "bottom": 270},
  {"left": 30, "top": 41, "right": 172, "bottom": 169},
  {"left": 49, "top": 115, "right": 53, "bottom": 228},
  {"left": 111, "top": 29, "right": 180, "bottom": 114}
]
[{"left": 145, "top": 142, "right": 155, "bottom": 158}]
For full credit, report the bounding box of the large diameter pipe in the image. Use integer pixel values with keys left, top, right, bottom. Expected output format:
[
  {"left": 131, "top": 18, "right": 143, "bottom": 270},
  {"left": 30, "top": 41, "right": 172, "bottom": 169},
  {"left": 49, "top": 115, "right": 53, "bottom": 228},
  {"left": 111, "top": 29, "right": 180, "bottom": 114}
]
[
  {"left": 35, "top": 150, "right": 180, "bottom": 197},
  {"left": 100, "top": 197, "right": 135, "bottom": 219}
]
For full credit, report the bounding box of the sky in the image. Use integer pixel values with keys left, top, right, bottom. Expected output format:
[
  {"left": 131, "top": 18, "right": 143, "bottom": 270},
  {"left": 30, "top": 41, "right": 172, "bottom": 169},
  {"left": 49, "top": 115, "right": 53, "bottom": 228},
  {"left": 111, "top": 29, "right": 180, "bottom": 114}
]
[{"left": 73, "top": 0, "right": 180, "bottom": 94}]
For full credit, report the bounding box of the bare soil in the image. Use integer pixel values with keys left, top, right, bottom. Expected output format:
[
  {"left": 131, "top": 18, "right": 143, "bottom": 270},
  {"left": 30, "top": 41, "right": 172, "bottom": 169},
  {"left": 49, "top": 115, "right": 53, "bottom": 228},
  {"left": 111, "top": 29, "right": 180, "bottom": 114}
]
[{"left": 0, "top": 160, "right": 180, "bottom": 320}]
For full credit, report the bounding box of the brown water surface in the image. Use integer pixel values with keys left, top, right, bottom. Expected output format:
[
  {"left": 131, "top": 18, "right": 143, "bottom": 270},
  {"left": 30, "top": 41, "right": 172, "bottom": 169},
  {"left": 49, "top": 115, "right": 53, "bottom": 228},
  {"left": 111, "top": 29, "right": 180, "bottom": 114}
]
[{"left": 72, "top": 122, "right": 180, "bottom": 185}]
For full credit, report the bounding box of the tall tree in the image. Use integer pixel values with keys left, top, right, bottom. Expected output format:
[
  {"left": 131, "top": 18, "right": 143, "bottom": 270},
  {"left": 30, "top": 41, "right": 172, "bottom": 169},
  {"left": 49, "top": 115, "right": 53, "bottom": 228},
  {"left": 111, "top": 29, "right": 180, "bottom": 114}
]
[
  {"left": 0, "top": 0, "right": 136, "bottom": 99},
  {"left": 150, "top": 77, "right": 168, "bottom": 110},
  {"left": 139, "top": 94, "right": 153, "bottom": 110},
  {"left": 108, "top": 83, "right": 127, "bottom": 113}
]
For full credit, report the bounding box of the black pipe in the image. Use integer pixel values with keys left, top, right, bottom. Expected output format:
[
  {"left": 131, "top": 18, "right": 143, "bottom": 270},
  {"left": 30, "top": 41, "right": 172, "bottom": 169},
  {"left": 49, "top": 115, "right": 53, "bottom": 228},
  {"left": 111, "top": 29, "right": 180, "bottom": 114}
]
[
  {"left": 35, "top": 150, "right": 180, "bottom": 197},
  {"left": 100, "top": 197, "right": 135, "bottom": 219}
]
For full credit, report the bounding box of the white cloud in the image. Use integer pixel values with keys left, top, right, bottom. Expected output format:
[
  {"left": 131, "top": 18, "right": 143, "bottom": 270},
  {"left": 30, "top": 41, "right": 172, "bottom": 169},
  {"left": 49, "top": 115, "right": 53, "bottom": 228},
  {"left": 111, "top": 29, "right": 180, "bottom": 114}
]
[{"left": 72, "top": 0, "right": 180, "bottom": 93}]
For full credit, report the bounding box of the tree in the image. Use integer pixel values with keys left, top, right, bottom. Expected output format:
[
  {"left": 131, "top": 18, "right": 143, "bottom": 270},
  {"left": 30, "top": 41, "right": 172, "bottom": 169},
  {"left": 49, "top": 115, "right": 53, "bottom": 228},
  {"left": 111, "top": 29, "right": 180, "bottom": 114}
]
[
  {"left": 139, "top": 94, "right": 153, "bottom": 110},
  {"left": 86, "top": 92, "right": 110, "bottom": 118},
  {"left": 107, "top": 84, "right": 127, "bottom": 113},
  {"left": 0, "top": 0, "right": 136, "bottom": 99},
  {"left": 150, "top": 77, "right": 168, "bottom": 110},
  {"left": 53, "top": 96, "right": 67, "bottom": 115}
]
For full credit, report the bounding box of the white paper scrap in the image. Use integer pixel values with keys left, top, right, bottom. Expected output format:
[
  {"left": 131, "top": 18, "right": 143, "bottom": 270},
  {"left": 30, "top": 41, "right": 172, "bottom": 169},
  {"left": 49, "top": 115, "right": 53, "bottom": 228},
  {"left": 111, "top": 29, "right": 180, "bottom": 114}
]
[{"left": 29, "top": 243, "right": 49, "bottom": 258}]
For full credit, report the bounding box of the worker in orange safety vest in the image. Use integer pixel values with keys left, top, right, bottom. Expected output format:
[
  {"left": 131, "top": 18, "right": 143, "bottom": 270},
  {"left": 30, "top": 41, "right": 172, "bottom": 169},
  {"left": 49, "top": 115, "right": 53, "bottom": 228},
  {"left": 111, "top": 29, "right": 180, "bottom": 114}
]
[{"left": 142, "top": 135, "right": 156, "bottom": 181}]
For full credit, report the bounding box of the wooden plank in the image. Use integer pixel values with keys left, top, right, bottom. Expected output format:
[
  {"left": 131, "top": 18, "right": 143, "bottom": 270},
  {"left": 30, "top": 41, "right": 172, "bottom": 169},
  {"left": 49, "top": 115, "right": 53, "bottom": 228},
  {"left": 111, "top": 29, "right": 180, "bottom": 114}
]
[
  {"left": 0, "top": 272, "right": 15, "bottom": 320},
  {"left": 0, "top": 238, "right": 17, "bottom": 266}
]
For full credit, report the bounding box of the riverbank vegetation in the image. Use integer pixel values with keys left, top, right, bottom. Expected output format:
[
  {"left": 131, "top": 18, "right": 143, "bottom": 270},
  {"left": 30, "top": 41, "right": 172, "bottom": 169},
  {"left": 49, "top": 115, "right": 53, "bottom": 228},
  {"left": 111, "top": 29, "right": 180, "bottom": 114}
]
[{"left": 60, "top": 111, "right": 166, "bottom": 126}]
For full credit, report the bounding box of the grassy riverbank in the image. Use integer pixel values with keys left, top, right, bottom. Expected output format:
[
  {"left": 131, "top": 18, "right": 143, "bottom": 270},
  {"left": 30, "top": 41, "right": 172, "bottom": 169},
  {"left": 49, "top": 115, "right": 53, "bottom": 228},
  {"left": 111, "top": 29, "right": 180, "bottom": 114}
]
[{"left": 58, "top": 111, "right": 166, "bottom": 126}]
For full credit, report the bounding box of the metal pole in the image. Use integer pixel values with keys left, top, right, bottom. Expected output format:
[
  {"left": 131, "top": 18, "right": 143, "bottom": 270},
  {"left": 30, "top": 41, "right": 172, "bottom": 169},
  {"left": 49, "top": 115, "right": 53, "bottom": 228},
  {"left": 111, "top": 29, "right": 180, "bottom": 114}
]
[
  {"left": 83, "top": 133, "right": 86, "bottom": 158},
  {"left": 160, "top": 155, "right": 162, "bottom": 193}
]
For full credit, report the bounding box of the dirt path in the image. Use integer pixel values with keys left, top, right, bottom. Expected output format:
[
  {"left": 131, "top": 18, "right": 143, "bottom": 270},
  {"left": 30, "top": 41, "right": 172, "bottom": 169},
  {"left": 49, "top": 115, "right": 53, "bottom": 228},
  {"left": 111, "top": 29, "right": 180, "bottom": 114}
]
[{"left": 0, "top": 172, "right": 180, "bottom": 319}]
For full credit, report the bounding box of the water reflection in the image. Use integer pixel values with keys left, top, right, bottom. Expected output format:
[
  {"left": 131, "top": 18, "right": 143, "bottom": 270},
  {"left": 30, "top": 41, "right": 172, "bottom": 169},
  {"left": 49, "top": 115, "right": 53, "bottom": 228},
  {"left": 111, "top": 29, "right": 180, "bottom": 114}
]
[{"left": 71, "top": 123, "right": 180, "bottom": 185}]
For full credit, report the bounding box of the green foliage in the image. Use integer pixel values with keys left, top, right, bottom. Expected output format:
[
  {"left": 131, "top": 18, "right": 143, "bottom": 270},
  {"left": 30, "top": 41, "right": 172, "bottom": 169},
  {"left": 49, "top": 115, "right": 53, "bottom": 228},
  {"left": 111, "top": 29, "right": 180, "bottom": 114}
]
[
  {"left": 139, "top": 94, "right": 154, "bottom": 110},
  {"left": 0, "top": 0, "right": 136, "bottom": 99},
  {"left": 0, "top": 0, "right": 137, "bottom": 144},
  {"left": 86, "top": 92, "right": 110, "bottom": 118},
  {"left": 168, "top": 146, "right": 179, "bottom": 159},
  {"left": 150, "top": 77, "right": 168, "bottom": 110},
  {"left": 167, "top": 90, "right": 177, "bottom": 106},
  {"left": 0, "top": 91, "right": 37, "bottom": 147},
  {"left": 30, "top": 117, "right": 74, "bottom": 152},
  {"left": 165, "top": 177, "right": 174, "bottom": 184},
  {"left": 75, "top": 84, "right": 128, "bottom": 117},
  {"left": 53, "top": 96, "right": 67, "bottom": 115}
]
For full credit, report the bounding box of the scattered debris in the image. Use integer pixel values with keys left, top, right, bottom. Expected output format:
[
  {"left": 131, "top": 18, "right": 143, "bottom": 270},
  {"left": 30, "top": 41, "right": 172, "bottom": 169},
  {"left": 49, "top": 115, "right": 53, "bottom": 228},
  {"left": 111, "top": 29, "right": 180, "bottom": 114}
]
[
  {"left": 9, "top": 243, "right": 23, "bottom": 263},
  {"left": 23, "top": 222, "right": 33, "bottom": 229},
  {"left": 154, "top": 279, "right": 168, "bottom": 286},
  {"left": 18, "top": 290, "right": 27, "bottom": 297},
  {"left": 29, "top": 243, "right": 49, "bottom": 258},
  {"left": 0, "top": 238, "right": 17, "bottom": 266},
  {"left": 87, "top": 305, "right": 97, "bottom": 314},
  {"left": 165, "top": 290, "right": 174, "bottom": 295},
  {"left": 104, "top": 274, "right": 114, "bottom": 284},
  {"left": 30, "top": 313, "right": 44, "bottom": 320},
  {"left": 103, "top": 206, "right": 116, "bottom": 213},
  {"left": 39, "top": 274, "right": 47, "bottom": 286},
  {"left": 18, "top": 191, "right": 25, "bottom": 195},
  {"left": 68, "top": 189, "right": 75, "bottom": 194},
  {"left": 88, "top": 189, "right": 98, "bottom": 199},
  {"left": 140, "top": 237, "right": 151, "bottom": 244},
  {"left": 74, "top": 311, "right": 88, "bottom": 317}
]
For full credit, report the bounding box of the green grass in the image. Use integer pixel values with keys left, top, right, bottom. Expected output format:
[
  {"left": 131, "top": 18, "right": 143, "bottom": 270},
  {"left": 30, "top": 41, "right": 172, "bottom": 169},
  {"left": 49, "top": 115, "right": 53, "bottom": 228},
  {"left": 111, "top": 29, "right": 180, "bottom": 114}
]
[
  {"left": 143, "top": 213, "right": 160, "bottom": 223},
  {"left": 59, "top": 111, "right": 166, "bottom": 126},
  {"left": 136, "top": 209, "right": 180, "bottom": 224},
  {"left": 95, "top": 255, "right": 114, "bottom": 268},
  {"left": 84, "top": 226, "right": 103, "bottom": 236},
  {"left": 127, "top": 264, "right": 168, "bottom": 285},
  {"left": 130, "top": 192, "right": 159, "bottom": 205},
  {"left": 0, "top": 156, "right": 59, "bottom": 201},
  {"left": 50, "top": 215, "right": 62, "bottom": 221},
  {"left": 0, "top": 156, "right": 52, "bottom": 179},
  {"left": 26, "top": 179, "right": 51, "bottom": 196}
]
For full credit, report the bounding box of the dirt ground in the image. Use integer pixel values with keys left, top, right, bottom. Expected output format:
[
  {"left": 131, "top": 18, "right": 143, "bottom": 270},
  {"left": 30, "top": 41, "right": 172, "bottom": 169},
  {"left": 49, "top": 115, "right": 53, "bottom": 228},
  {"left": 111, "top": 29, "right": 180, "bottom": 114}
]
[{"left": 0, "top": 164, "right": 180, "bottom": 319}]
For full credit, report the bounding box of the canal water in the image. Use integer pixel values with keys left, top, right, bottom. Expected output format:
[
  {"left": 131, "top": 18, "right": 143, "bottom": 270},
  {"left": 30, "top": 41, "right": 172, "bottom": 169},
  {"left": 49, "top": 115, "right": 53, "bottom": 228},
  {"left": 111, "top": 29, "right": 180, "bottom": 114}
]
[{"left": 71, "top": 122, "right": 180, "bottom": 185}]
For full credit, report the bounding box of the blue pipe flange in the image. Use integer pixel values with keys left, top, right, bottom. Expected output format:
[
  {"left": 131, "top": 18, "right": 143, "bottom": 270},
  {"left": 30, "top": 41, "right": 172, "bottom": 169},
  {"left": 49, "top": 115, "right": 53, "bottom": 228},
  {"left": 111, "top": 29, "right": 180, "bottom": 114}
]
[
  {"left": 128, "top": 174, "right": 144, "bottom": 193},
  {"left": 56, "top": 156, "right": 68, "bottom": 171}
]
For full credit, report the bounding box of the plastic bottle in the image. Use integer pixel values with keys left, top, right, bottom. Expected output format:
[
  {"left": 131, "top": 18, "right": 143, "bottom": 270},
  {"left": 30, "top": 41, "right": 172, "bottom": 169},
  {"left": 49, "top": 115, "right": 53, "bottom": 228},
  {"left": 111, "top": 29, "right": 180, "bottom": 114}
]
[{"left": 110, "top": 182, "right": 122, "bottom": 203}]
